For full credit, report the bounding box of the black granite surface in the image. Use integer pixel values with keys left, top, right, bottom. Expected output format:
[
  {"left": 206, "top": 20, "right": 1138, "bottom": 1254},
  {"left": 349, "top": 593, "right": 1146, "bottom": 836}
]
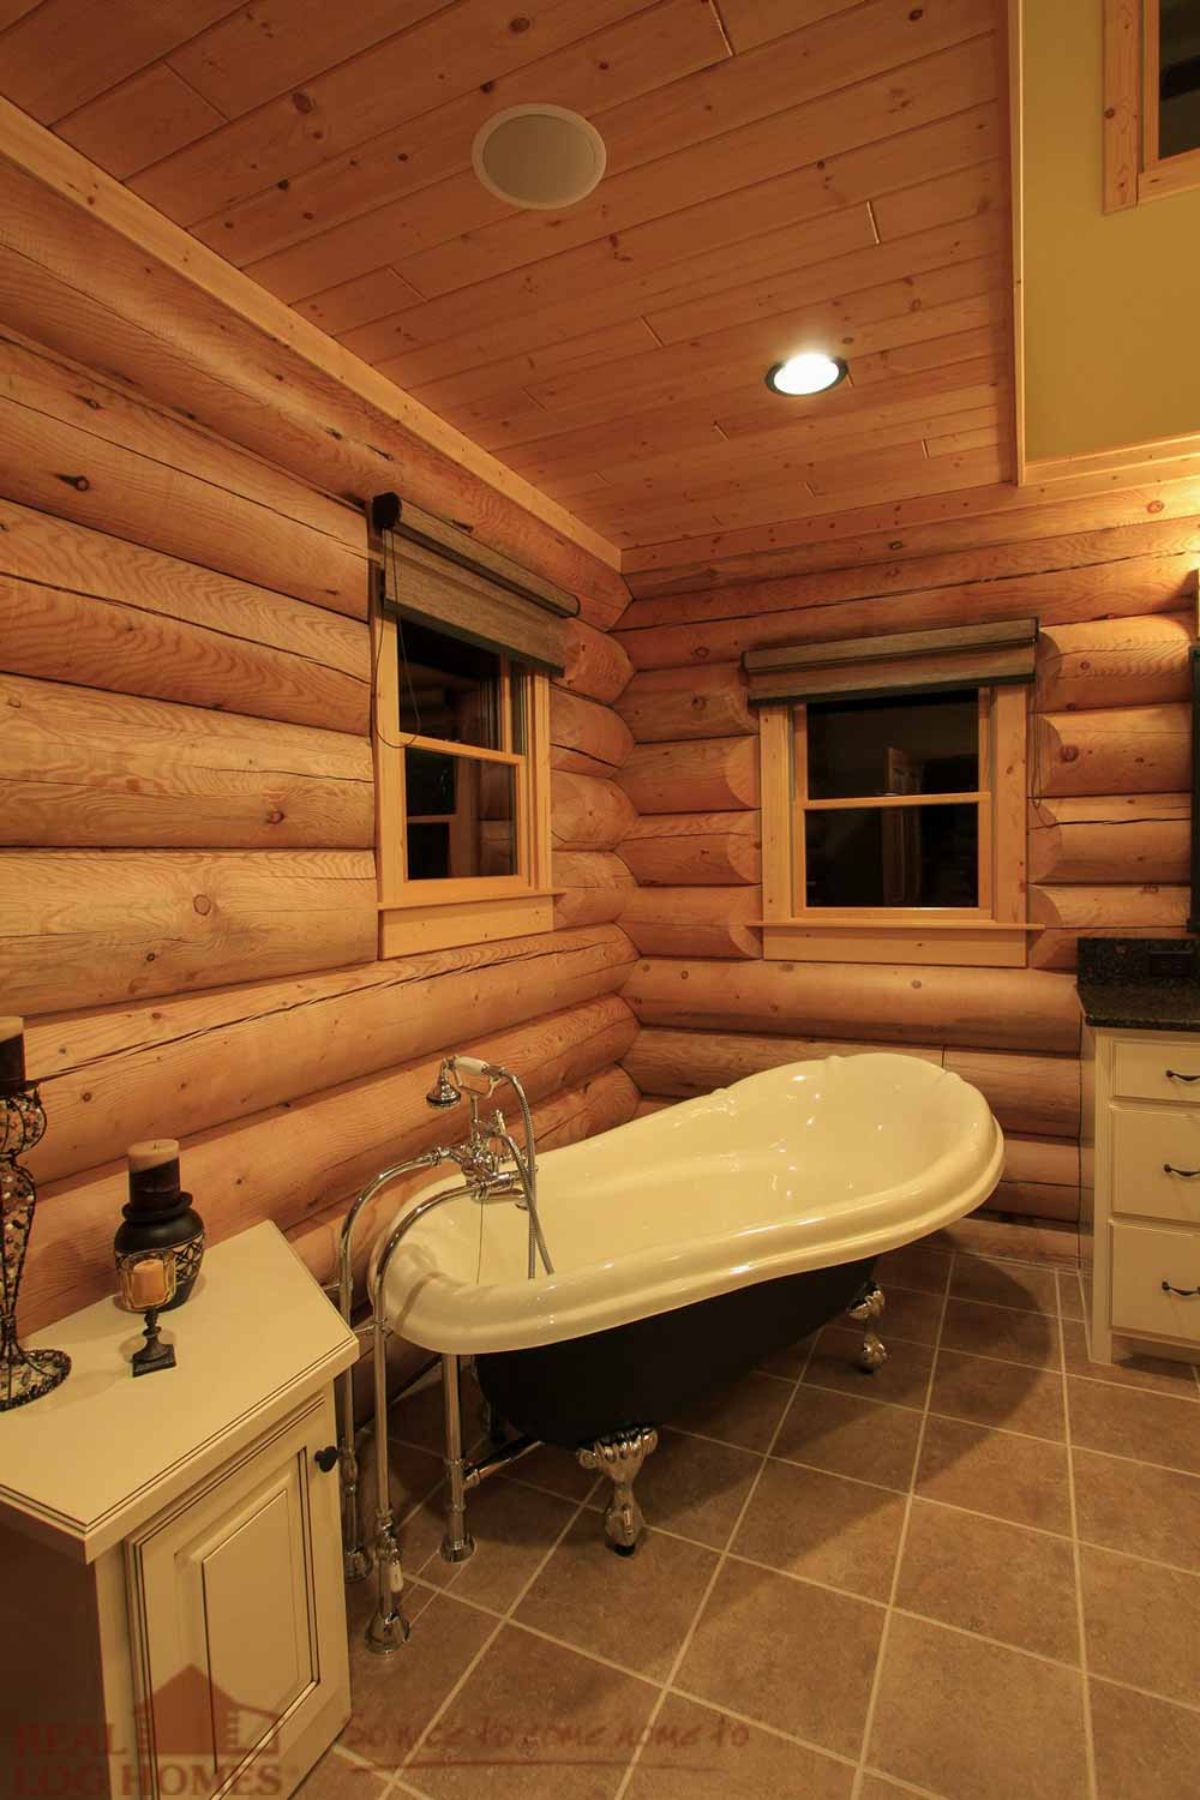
[{"left": 1076, "top": 936, "right": 1200, "bottom": 1031}]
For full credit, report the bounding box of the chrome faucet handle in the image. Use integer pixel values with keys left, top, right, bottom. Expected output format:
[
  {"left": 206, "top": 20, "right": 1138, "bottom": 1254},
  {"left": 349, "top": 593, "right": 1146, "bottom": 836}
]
[{"left": 425, "top": 1065, "right": 460, "bottom": 1109}]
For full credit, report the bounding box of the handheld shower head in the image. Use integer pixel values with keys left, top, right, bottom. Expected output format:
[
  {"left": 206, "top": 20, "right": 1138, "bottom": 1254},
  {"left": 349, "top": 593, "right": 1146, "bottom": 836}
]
[{"left": 425, "top": 1064, "right": 460, "bottom": 1109}]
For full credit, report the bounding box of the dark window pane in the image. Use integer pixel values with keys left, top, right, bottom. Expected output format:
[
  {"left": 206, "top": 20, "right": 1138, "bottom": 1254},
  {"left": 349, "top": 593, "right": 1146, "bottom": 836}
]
[
  {"left": 806, "top": 691, "right": 979, "bottom": 800},
  {"left": 805, "top": 804, "right": 978, "bottom": 908},
  {"left": 404, "top": 748, "right": 516, "bottom": 880},
  {"left": 1159, "top": 0, "right": 1200, "bottom": 160},
  {"left": 396, "top": 619, "right": 501, "bottom": 748}
]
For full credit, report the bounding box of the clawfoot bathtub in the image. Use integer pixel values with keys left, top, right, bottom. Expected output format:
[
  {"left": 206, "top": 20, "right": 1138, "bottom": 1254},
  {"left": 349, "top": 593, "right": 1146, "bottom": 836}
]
[{"left": 351, "top": 1051, "right": 1002, "bottom": 1647}]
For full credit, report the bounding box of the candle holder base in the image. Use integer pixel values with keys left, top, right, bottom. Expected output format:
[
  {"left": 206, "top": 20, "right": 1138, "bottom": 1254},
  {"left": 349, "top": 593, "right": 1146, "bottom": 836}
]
[
  {"left": 131, "top": 1308, "right": 175, "bottom": 1378},
  {"left": 0, "top": 1342, "right": 71, "bottom": 1412}
]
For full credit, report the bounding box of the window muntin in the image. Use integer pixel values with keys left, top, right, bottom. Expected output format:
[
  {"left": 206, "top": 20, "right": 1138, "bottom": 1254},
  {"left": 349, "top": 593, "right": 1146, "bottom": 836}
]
[{"left": 1105, "top": 0, "right": 1200, "bottom": 207}]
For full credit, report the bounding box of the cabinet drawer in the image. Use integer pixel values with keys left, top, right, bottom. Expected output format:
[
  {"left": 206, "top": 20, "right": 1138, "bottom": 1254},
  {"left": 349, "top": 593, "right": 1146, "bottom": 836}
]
[
  {"left": 1113, "top": 1104, "right": 1200, "bottom": 1224},
  {"left": 1113, "top": 1039, "right": 1200, "bottom": 1104},
  {"left": 1111, "top": 1219, "right": 1200, "bottom": 1345}
]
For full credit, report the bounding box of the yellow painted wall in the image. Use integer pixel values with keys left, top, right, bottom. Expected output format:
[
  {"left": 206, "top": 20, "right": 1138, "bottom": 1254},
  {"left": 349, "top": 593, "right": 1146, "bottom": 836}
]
[{"left": 1021, "top": 0, "right": 1200, "bottom": 462}]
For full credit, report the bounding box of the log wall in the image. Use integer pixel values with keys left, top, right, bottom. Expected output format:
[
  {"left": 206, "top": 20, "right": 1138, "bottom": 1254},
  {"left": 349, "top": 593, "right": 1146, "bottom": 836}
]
[
  {"left": 613, "top": 497, "right": 1200, "bottom": 1232},
  {"left": 0, "top": 304, "right": 637, "bottom": 1329}
]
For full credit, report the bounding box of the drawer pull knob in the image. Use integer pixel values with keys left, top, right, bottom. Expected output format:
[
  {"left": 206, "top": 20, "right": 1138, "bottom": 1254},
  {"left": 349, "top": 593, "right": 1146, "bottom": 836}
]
[
  {"left": 1165, "top": 1069, "right": 1200, "bottom": 1083},
  {"left": 1161, "top": 1281, "right": 1200, "bottom": 1299},
  {"left": 314, "top": 1445, "right": 339, "bottom": 1473},
  {"left": 1162, "top": 1163, "right": 1200, "bottom": 1178}
]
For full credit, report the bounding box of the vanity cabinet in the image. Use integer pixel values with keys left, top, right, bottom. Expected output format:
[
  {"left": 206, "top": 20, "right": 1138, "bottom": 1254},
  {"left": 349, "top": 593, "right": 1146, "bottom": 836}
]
[
  {"left": 1085, "top": 1025, "right": 1200, "bottom": 1362},
  {"left": 0, "top": 1222, "right": 359, "bottom": 1800}
]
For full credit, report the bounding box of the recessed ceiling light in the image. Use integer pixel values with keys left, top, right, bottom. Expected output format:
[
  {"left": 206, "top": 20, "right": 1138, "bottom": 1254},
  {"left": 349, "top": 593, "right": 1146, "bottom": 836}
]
[
  {"left": 765, "top": 352, "right": 849, "bottom": 396},
  {"left": 472, "top": 105, "right": 606, "bottom": 210}
]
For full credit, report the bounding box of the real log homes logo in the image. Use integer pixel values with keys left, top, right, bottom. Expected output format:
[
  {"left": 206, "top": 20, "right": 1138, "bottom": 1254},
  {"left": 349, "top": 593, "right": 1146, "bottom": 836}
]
[{"left": 5, "top": 1666, "right": 286, "bottom": 1797}]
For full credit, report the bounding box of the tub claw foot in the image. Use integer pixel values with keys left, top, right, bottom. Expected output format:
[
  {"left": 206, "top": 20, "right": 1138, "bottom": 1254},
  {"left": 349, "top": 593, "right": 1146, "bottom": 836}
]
[
  {"left": 578, "top": 1427, "right": 659, "bottom": 1555},
  {"left": 847, "top": 1282, "right": 888, "bottom": 1375}
]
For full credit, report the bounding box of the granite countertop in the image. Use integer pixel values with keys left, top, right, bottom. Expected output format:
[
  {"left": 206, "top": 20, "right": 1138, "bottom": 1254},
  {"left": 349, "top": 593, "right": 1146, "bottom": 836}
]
[{"left": 1076, "top": 937, "right": 1200, "bottom": 1033}]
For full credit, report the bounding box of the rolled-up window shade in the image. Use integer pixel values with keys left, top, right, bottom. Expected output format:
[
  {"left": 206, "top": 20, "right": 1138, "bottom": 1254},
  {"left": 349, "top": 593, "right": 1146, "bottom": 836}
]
[
  {"left": 374, "top": 492, "right": 579, "bottom": 674},
  {"left": 742, "top": 619, "right": 1038, "bottom": 705}
]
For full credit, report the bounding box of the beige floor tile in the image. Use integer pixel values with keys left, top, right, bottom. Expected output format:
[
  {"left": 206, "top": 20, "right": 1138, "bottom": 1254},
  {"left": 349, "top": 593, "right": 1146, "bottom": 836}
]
[
  {"left": 871, "top": 1285, "right": 946, "bottom": 1345},
  {"left": 915, "top": 1415, "right": 1072, "bottom": 1533},
  {"left": 940, "top": 1297, "right": 1061, "bottom": 1369},
  {"left": 1062, "top": 1320, "right": 1199, "bottom": 1398},
  {"left": 671, "top": 1370, "right": 794, "bottom": 1452},
  {"left": 932, "top": 1217, "right": 1080, "bottom": 1265},
  {"left": 502, "top": 1443, "right": 599, "bottom": 1502},
  {"left": 930, "top": 1347, "right": 1066, "bottom": 1440},
  {"left": 774, "top": 1386, "right": 923, "bottom": 1493},
  {"left": 758, "top": 1333, "right": 815, "bottom": 1378},
  {"left": 633, "top": 1427, "right": 761, "bottom": 1549},
  {"left": 1067, "top": 1375, "right": 1200, "bottom": 1475},
  {"left": 676, "top": 1559, "right": 884, "bottom": 1758},
  {"left": 732, "top": 1459, "right": 906, "bottom": 1602},
  {"left": 803, "top": 1327, "right": 934, "bottom": 1410},
  {"left": 1080, "top": 1544, "right": 1200, "bottom": 1706},
  {"left": 622, "top": 1693, "right": 854, "bottom": 1800},
  {"left": 418, "top": 1477, "right": 577, "bottom": 1611},
  {"left": 951, "top": 1254, "right": 1061, "bottom": 1315},
  {"left": 342, "top": 1592, "right": 495, "bottom": 1771},
  {"left": 1073, "top": 1445, "right": 1200, "bottom": 1572},
  {"left": 867, "top": 1612, "right": 1089, "bottom": 1799},
  {"left": 391, "top": 1365, "right": 484, "bottom": 1455},
  {"left": 1090, "top": 1677, "right": 1200, "bottom": 1800},
  {"left": 857, "top": 1777, "right": 917, "bottom": 1799},
  {"left": 296, "top": 1749, "right": 392, "bottom": 1800},
  {"left": 411, "top": 1621, "right": 657, "bottom": 1800},
  {"left": 875, "top": 1242, "right": 952, "bottom": 1296},
  {"left": 514, "top": 1516, "right": 717, "bottom": 1681},
  {"left": 895, "top": 1498, "right": 1080, "bottom": 1662},
  {"left": 1058, "top": 1271, "right": 1085, "bottom": 1320}
]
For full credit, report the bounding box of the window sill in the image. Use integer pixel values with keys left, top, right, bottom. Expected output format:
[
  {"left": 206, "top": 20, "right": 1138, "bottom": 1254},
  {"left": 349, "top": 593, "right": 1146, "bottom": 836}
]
[
  {"left": 761, "top": 918, "right": 1032, "bottom": 968},
  {"left": 380, "top": 892, "right": 556, "bottom": 957}
]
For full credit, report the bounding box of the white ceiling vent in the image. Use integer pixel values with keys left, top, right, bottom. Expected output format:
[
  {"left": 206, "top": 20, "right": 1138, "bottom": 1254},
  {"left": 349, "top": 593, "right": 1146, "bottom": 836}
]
[{"left": 472, "top": 105, "right": 606, "bottom": 210}]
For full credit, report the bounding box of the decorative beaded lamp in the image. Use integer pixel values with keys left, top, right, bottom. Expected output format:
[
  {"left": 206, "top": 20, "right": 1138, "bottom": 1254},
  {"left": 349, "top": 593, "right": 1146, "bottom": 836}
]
[{"left": 0, "top": 1017, "right": 70, "bottom": 1412}]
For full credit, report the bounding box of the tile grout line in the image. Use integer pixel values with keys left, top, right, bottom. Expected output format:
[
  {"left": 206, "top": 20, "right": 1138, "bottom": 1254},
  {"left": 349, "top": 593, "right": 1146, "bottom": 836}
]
[
  {"left": 848, "top": 1249, "right": 954, "bottom": 1799},
  {"left": 1059, "top": 1304, "right": 1100, "bottom": 1800},
  {"left": 610, "top": 1322, "right": 823, "bottom": 1799}
]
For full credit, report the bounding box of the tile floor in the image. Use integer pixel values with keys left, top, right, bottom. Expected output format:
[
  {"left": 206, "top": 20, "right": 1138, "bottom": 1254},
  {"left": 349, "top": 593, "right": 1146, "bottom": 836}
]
[{"left": 304, "top": 1241, "right": 1200, "bottom": 1800}]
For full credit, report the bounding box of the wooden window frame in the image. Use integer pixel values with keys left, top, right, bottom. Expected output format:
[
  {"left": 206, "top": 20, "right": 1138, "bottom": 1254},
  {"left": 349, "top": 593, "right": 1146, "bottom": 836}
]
[
  {"left": 1104, "top": 0, "right": 1200, "bottom": 210},
  {"left": 374, "top": 605, "right": 553, "bottom": 958},
  {"left": 758, "top": 684, "right": 1029, "bottom": 968}
]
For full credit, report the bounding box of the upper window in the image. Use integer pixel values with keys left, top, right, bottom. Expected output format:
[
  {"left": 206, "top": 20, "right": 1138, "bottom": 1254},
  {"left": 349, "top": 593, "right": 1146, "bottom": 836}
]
[
  {"left": 1104, "top": 0, "right": 1200, "bottom": 208},
  {"left": 748, "top": 623, "right": 1035, "bottom": 968},
  {"left": 371, "top": 494, "right": 575, "bottom": 957}
]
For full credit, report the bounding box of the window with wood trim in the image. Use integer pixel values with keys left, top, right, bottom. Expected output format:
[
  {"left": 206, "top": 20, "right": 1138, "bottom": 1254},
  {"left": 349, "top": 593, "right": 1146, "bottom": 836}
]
[
  {"left": 1104, "top": 0, "right": 1200, "bottom": 209},
  {"left": 371, "top": 495, "right": 574, "bottom": 958},
  {"left": 749, "top": 623, "right": 1034, "bottom": 968}
]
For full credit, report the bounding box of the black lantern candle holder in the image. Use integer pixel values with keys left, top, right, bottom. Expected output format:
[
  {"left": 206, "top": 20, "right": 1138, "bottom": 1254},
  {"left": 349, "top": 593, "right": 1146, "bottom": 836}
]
[{"left": 0, "top": 1017, "right": 70, "bottom": 1412}]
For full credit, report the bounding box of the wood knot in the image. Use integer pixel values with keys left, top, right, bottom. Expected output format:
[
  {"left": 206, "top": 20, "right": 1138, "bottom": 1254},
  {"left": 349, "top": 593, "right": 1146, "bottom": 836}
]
[
  {"left": 1147, "top": 500, "right": 1165, "bottom": 513},
  {"left": 265, "top": 808, "right": 285, "bottom": 825},
  {"left": 509, "top": 14, "right": 531, "bottom": 30},
  {"left": 192, "top": 894, "right": 213, "bottom": 916},
  {"left": 910, "top": 979, "right": 923, "bottom": 989},
  {"left": 694, "top": 646, "right": 710, "bottom": 661},
  {"left": 56, "top": 473, "right": 90, "bottom": 491},
  {"left": 291, "top": 90, "right": 315, "bottom": 113},
  {"left": 1060, "top": 745, "right": 1080, "bottom": 763}
]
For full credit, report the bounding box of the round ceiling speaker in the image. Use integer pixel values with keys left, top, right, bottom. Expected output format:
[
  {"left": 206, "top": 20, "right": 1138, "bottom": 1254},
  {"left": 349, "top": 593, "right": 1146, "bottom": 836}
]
[{"left": 472, "top": 104, "right": 607, "bottom": 210}]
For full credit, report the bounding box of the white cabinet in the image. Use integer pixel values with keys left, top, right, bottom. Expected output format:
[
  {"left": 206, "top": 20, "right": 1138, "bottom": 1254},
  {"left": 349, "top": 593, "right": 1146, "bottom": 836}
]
[
  {"left": 0, "top": 1223, "right": 358, "bottom": 1800},
  {"left": 1086, "top": 1025, "right": 1200, "bottom": 1361}
]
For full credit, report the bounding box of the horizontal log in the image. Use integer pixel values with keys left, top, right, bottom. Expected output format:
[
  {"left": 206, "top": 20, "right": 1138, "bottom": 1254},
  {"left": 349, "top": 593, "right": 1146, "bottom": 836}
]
[
  {"left": 0, "top": 673, "right": 373, "bottom": 849},
  {"left": 0, "top": 331, "right": 366, "bottom": 616},
  {"left": 1028, "top": 793, "right": 1190, "bottom": 884},
  {"left": 25, "top": 923, "right": 635, "bottom": 1186},
  {"left": 619, "top": 735, "right": 758, "bottom": 814},
  {"left": 550, "top": 770, "right": 637, "bottom": 851},
  {"left": 624, "top": 958, "right": 1082, "bottom": 1055},
  {"left": 618, "top": 811, "right": 762, "bottom": 886},
  {"left": 289, "top": 1063, "right": 642, "bottom": 1292},
  {"left": 633, "top": 1097, "right": 674, "bottom": 1117},
  {"left": 0, "top": 572, "right": 370, "bottom": 737},
  {"left": 1034, "top": 705, "right": 1190, "bottom": 797},
  {"left": 624, "top": 1027, "right": 943, "bottom": 1097},
  {"left": 549, "top": 686, "right": 634, "bottom": 778},
  {"left": 615, "top": 664, "right": 755, "bottom": 742},
  {"left": 1, "top": 848, "right": 377, "bottom": 1013},
  {"left": 25, "top": 994, "right": 638, "bottom": 1329},
  {"left": 551, "top": 852, "right": 636, "bottom": 929},
  {"left": 942, "top": 1049, "right": 1080, "bottom": 1139},
  {"left": 1029, "top": 884, "right": 1190, "bottom": 970},
  {"left": 1035, "top": 612, "right": 1193, "bottom": 713},
  {"left": 559, "top": 618, "right": 633, "bottom": 704},
  {"left": 618, "top": 887, "right": 762, "bottom": 959}
]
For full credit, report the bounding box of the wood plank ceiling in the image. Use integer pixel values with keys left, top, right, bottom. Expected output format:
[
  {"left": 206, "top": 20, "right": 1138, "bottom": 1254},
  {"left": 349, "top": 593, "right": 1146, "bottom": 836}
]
[{"left": 0, "top": 0, "right": 1013, "bottom": 574}]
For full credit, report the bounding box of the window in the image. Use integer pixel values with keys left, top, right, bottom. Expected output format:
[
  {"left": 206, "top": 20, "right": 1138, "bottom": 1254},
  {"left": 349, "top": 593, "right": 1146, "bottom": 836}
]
[
  {"left": 1104, "top": 0, "right": 1200, "bottom": 208},
  {"left": 372, "top": 495, "right": 573, "bottom": 957},
  {"left": 749, "top": 622, "right": 1034, "bottom": 968}
]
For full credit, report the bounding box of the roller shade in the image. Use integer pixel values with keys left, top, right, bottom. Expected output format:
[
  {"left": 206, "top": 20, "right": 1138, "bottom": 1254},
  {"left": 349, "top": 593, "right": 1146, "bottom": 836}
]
[
  {"left": 372, "top": 491, "right": 579, "bottom": 674},
  {"left": 742, "top": 619, "right": 1038, "bottom": 705}
]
